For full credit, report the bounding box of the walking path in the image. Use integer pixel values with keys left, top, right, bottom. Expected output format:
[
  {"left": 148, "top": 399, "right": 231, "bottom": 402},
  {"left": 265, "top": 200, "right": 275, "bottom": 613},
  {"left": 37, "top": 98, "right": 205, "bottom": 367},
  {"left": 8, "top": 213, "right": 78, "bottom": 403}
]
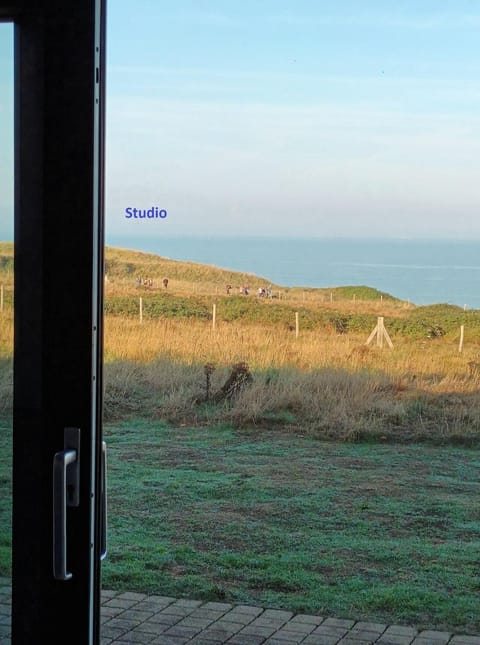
[{"left": 0, "top": 581, "right": 479, "bottom": 645}]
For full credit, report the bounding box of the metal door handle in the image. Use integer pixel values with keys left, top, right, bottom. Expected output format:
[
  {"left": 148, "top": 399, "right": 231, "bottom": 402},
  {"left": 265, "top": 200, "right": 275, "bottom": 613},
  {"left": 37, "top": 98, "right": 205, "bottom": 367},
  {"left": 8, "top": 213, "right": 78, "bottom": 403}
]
[
  {"left": 100, "top": 440, "right": 107, "bottom": 560},
  {"left": 53, "top": 428, "right": 80, "bottom": 581}
]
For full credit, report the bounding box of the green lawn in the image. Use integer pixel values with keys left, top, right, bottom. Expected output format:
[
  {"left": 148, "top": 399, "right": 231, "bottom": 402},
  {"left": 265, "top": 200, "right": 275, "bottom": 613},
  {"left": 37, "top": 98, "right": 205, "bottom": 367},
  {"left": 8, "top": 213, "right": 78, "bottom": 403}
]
[
  {"left": 1, "top": 417, "right": 479, "bottom": 633},
  {"left": 102, "top": 419, "right": 480, "bottom": 634}
]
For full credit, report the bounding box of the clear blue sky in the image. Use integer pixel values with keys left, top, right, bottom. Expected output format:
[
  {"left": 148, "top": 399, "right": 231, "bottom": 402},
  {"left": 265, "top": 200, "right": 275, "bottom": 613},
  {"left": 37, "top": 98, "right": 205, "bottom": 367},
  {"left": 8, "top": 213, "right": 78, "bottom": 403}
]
[{"left": 1, "top": 2, "right": 480, "bottom": 239}]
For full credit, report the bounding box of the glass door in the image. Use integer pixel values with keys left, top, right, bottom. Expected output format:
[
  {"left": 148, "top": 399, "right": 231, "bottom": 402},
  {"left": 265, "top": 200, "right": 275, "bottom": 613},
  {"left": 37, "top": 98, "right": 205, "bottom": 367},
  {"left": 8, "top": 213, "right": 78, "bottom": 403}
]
[
  {"left": 0, "top": 2, "right": 106, "bottom": 643},
  {"left": 0, "top": 19, "right": 13, "bottom": 643}
]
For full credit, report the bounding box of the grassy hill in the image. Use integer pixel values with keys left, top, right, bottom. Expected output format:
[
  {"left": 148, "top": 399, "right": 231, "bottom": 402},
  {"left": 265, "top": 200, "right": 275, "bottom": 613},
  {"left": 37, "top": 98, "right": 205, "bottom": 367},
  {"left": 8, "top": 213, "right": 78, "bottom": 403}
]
[
  {"left": 105, "top": 245, "right": 272, "bottom": 288},
  {"left": 0, "top": 241, "right": 397, "bottom": 298},
  {"left": 1, "top": 242, "right": 479, "bottom": 340}
]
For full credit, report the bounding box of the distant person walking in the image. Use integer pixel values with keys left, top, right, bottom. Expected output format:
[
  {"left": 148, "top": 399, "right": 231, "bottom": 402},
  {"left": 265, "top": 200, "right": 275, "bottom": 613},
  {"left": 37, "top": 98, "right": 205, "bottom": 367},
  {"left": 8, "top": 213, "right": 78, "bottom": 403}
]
[{"left": 162, "top": 277, "right": 169, "bottom": 289}]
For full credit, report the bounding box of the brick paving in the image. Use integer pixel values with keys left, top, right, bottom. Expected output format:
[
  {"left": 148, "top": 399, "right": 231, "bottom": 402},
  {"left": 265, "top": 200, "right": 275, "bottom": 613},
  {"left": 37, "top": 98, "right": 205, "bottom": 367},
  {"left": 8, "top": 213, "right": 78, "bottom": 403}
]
[{"left": 0, "top": 580, "right": 479, "bottom": 645}]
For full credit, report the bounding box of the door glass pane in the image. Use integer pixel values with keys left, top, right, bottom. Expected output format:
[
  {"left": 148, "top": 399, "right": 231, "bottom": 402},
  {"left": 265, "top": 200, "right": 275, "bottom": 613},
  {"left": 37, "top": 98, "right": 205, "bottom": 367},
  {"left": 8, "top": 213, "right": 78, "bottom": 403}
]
[
  {"left": 0, "top": 21, "right": 14, "bottom": 642},
  {"left": 103, "top": 3, "right": 480, "bottom": 636}
]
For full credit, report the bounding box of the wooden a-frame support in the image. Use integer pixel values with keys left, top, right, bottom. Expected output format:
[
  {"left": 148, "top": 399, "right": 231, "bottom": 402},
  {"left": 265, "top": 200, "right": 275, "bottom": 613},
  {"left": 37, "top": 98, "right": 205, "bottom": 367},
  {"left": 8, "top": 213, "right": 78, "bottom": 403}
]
[{"left": 365, "top": 316, "right": 393, "bottom": 349}]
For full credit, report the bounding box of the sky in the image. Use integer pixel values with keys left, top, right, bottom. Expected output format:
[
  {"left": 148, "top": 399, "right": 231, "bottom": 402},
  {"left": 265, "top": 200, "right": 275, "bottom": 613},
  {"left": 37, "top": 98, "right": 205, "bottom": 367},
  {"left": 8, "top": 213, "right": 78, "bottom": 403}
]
[{"left": 1, "top": 1, "right": 480, "bottom": 240}]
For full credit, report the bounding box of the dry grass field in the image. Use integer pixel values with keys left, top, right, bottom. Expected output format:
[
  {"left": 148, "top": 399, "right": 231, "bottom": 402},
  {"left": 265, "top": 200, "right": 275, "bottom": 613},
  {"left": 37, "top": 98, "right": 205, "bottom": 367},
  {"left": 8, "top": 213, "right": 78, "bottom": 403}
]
[
  {"left": 1, "top": 243, "right": 480, "bottom": 442},
  {"left": 100, "top": 313, "right": 480, "bottom": 443}
]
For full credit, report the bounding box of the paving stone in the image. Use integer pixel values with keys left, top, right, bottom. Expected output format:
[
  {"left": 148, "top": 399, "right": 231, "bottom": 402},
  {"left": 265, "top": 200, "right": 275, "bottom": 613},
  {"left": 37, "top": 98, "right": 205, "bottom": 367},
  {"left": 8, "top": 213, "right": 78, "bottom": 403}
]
[
  {"left": 163, "top": 624, "right": 202, "bottom": 638},
  {"left": 138, "top": 598, "right": 176, "bottom": 611},
  {"left": 412, "top": 632, "right": 452, "bottom": 645},
  {"left": 352, "top": 624, "right": 387, "bottom": 635},
  {"left": 261, "top": 610, "right": 294, "bottom": 621},
  {"left": 214, "top": 619, "right": 252, "bottom": 630},
  {"left": 101, "top": 624, "right": 130, "bottom": 639},
  {"left": 101, "top": 589, "right": 119, "bottom": 600},
  {"left": 412, "top": 640, "right": 451, "bottom": 645},
  {"left": 103, "top": 598, "right": 140, "bottom": 610},
  {"left": 251, "top": 618, "right": 291, "bottom": 629},
  {"left": 289, "top": 614, "right": 324, "bottom": 626},
  {"left": 263, "top": 628, "right": 306, "bottom": 642},
  {"left": 153, "top": 606, "right": 192, "bottom": 618},
  {"left": 345, "top": 630, "right": 385, "bottom": 642},
  {"left": 227, "top": 635, "right": 268, "bottom": 645},
  {"left": 417, "top": 633, "right": 451, "bottom": 640},
  {"left": 221, "top": 614, "right": 257, "bottom": 627},
  {"left": 312, "top": 626, "right": 350, "bottom": 638},
  {"left": 323, "top": 619, "right": 356, "bottom": 629},
  {"left": 301, "top": 634, "right": 344, "bottom": 645},
  {"left": 172, "top": 599, "right": 204, "bottom": 609},
  {"left": 376, "top": 636, "right": 415, "bottom": 645},
  {"left": 280, "top": 621, "right": 317, "bottom": 634},
  {"left": 136, "top": 621, "right": 170, "bottom": 635},
  {"left": 106, "top": 617, "right": 145, "bottom": 632},
  {"left": 146, "top": 612, "right": 183, "bottom": 626},
  {"left": 200, "top": 627, "right": 240, "bottom": 640},
  {"left": 120, "top": 609, "right": 155, "bottom": 622},
  {"left": 384, "top": 627, "right": 418, "bottom": 637},
  {"left": 450, "top": 638, "right": 480, "bottom": 645},
  {"left": 201, "top": 602, "right": 235, "bottom": 611},
  {"left": 102, "top": 605, "right": 125, "bottom": 619},
  {"left": 110, "top": 630, "right": 157, "bottom": 643},
  {"left": 191, "top": 608, "right": 231, "bottom": 619},
  {"left": 338, "top": 636, "right": 378, "bottom": 645},
  {"left": 151, "top": 636, "right": 190, "bottom": 645},
  {"left": 117, "top": 592, "right": 148, "bottom": 602},
  {"left": 232, "top": 606, "right": 265, "bottom": 617},
  {"left": 176, "top": 616, "right": 215, "bottom": 629},
  {"left": 239, "top": 624, "right": 277, "bottom": 637}
]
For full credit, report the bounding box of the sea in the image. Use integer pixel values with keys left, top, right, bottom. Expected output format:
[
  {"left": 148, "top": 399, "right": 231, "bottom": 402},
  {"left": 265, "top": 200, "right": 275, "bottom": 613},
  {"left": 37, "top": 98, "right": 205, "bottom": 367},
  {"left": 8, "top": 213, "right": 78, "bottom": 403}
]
[{"left": 106, "top": 236, "right": 480, "bottom": 310}]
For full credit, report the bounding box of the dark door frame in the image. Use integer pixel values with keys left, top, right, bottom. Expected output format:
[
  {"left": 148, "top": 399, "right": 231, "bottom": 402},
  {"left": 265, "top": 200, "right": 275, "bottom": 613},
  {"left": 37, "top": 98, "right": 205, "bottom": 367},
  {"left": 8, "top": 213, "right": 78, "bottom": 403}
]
[{"left": 0, "top": 1, "right": 106, "bottom": 643}]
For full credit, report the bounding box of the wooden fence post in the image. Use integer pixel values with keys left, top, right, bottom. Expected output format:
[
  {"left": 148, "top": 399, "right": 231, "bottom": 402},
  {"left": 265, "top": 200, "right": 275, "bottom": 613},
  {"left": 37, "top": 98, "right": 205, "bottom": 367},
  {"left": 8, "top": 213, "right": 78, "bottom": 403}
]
[
  {"left": 139, "top": 297, "right": 143, "bottom": 323},
  {"left": 212, "top": 304, "right": 216, "bottom": 330},
  {"left": 459, "top": 325, "right": 465, "bottom": 353},
  {"left": 295, "top": 312, "right": 299, "bottom": 339}
]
